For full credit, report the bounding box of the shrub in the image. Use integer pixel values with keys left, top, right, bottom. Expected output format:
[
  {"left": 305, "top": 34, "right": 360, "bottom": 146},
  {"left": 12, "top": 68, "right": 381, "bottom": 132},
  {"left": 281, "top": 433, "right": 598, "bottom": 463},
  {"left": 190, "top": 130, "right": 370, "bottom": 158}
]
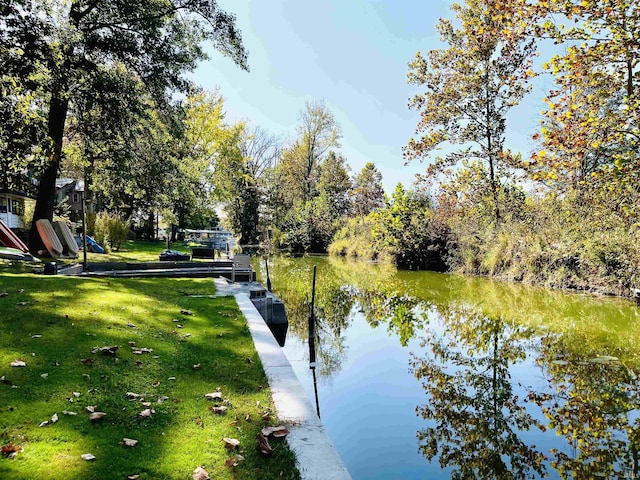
[{"left": 93, "top": 212, "right": 130, "bottom": 252}]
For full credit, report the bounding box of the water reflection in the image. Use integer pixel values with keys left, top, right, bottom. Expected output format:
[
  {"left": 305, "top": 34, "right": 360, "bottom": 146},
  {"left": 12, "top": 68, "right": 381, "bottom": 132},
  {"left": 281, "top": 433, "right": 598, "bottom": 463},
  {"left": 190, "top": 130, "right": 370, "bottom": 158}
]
[
  {"left": 255, "top": 255, "right": 640, "bottom": 479},
  {"left": 410, "top": 306, "right": 548, "bottom": 479}
]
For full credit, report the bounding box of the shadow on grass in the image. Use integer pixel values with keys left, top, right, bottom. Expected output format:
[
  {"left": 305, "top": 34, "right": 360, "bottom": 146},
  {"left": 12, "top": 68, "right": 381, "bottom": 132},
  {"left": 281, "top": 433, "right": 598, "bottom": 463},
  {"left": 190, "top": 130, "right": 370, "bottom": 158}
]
[{"left": 0, "top": 274, "right": 299, "bottom": 480}]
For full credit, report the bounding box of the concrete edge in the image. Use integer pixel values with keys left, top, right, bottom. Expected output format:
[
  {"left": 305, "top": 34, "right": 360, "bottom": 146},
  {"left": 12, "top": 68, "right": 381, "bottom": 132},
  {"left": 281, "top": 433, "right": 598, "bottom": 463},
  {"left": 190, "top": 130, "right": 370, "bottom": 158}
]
[{"left": 213, "top": 278, "right": 352, "bottom": 480}]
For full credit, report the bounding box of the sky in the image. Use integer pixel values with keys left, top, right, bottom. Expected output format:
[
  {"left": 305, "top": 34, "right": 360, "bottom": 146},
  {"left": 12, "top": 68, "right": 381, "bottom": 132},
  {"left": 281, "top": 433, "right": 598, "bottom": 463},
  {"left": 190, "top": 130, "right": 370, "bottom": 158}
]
[{"left": 191, "top": 0, "right": 548, "bottom": 193}]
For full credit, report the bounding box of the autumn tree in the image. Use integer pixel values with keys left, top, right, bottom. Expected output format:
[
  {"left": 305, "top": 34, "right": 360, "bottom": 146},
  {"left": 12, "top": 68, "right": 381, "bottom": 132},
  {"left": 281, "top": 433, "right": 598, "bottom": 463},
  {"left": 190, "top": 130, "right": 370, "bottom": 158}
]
[
  {"left": 405, "top": 0, "right": 536, "bottom": 223},
  {"left": 2, "top": 0, "right": 248, "bottom": 251},
  {"left": 525, "top": 0, "right": 639, "bottom": 214},
  {"left": 351, "top": 162, "right": 384, "bottom": 217}
]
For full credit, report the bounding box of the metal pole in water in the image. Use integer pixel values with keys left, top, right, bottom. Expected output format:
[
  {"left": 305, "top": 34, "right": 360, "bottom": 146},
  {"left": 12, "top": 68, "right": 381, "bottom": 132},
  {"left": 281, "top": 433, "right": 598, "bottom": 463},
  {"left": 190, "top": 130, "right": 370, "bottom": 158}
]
[
  {"left": 309, "top": 265, "right": 320, "bottom": 417},
  {"left": 309, "top": 265, "right": 317, "bottom": 365},
  {"left": 265, "top": 256, "right": 272, "bottom": 292}
]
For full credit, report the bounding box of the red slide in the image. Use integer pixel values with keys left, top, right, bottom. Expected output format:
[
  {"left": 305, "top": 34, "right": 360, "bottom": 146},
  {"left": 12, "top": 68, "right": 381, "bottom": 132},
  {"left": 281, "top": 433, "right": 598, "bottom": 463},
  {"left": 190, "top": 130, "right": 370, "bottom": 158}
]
[{"left": 0, "top": 219, "right": 29, "bottom": 253}]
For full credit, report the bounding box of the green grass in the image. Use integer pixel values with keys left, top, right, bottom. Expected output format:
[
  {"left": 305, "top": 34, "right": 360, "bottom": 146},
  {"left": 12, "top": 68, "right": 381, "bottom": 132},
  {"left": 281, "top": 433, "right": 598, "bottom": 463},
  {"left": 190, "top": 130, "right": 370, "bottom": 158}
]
[{"left": 0, "top": 274, "right": 300, "bottom": 480}]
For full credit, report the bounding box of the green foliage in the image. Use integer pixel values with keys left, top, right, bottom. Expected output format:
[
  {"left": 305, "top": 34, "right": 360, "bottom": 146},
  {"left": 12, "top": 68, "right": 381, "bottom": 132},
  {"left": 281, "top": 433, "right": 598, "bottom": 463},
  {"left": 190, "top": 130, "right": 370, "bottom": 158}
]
[
  {"left": 93, "top": 212, "right": 130, "bottom": 252},
  {"left": 372, "top": 183, "right": 449, "bottom": 270},
  {"left": 351, "top": 162, "right": 384, "bottom": 217},
  {"left": 328, "top": 216, "right": 379, "bottom": 260}
]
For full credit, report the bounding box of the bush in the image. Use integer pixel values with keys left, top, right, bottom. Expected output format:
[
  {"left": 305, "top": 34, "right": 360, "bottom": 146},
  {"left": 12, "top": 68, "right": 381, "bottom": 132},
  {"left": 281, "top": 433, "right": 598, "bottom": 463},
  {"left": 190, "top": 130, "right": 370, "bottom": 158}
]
[{"left": 93, "top": 212, "right": 130, "bottom": 252}]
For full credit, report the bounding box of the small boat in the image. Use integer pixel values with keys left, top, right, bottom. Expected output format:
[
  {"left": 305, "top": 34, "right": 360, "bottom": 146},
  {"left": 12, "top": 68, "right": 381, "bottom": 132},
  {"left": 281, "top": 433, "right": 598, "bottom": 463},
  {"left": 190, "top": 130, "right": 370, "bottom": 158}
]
[
  {"left": 85, "top": 235, "right": 105, "bottom": 254},
  {"left": 36, "top": 219, "right": 63, "bottom": 258},
  {"left": 0, "top": 219, "right": 29, "bottom": 253},
  {"left": 53, "top": 221, "right": 79, "bottom": 257},
  {"left": 0, "top": 247, "right": 26, "bottom": 261}
]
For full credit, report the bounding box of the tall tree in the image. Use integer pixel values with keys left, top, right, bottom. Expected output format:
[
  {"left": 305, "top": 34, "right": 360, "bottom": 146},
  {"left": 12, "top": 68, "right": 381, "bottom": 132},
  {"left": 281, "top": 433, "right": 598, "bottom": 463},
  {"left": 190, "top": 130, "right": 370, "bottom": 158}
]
[
  {"left": 405, "top": 0, "right": 536, "bottom": 223},
  {"left": 351, "top": 162, "right": 384, "bottom": 217},
  {"left": 9, "top": 0, "right": 247, "bottom": 251}
]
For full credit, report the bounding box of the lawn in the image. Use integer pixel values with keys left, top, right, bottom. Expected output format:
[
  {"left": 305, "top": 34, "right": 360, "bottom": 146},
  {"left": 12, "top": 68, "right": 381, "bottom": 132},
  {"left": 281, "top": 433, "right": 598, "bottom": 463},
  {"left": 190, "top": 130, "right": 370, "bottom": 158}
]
[{"left": 0, "top": 271, "right": 300, "bottom": 479}]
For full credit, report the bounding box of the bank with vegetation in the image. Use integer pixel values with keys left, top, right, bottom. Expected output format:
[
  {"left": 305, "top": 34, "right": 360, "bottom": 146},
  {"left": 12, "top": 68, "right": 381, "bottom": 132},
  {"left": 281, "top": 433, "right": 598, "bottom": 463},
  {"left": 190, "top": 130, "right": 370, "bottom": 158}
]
[{"left": 3, "top": 1, "right": 638, "bottom": 298}]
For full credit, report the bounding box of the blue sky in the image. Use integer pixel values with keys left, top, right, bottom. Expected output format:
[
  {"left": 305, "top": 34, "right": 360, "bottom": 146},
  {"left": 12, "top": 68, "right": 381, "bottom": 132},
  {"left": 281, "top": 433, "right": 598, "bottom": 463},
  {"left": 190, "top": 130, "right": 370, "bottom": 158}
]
[{"left": 192, "top": 0, "right": 547, "bottom": 192}]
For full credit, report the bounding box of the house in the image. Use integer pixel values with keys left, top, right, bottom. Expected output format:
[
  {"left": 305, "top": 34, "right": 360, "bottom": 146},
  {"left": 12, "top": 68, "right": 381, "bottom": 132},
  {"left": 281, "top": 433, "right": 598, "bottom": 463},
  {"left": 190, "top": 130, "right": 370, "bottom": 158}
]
[
  {"left": 55, "top": 179, "right": 85, "bottom": 221},
  {"left": 0, "top": 190, "right": 32, "bottom": 230}
]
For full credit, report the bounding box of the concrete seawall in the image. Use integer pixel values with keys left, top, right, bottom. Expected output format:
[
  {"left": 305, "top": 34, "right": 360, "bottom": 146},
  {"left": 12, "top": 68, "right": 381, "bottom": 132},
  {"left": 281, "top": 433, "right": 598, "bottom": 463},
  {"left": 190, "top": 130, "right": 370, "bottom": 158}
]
[{"left": 214, "top": 278, "right": 352, "bottom": 480}]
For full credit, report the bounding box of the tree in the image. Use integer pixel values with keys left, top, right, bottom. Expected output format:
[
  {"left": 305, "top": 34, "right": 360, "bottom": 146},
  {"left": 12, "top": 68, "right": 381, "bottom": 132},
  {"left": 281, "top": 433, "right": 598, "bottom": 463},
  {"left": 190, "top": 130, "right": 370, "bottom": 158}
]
[
  {"left": 277, "top": 100, "right": 342, "bottom": 207},
  {"left": 8, "top": 0, "right": 247, "bottom": 251},
  {"left": 523, "top": 0, "right": 639, "bottom": 217},
  {"left": 405, "top": 0, "right": 536, "bottom": 223},
  {"left": 351, "top": 162, "right": 384, "bottom": 217}
]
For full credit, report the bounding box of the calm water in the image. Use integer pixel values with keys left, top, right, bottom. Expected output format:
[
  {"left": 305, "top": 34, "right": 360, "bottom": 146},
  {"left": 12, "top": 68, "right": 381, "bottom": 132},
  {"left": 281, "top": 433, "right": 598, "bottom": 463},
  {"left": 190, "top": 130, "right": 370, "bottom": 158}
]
[{"left": 254, "top": 255, "right": 640, "bottom": 480}]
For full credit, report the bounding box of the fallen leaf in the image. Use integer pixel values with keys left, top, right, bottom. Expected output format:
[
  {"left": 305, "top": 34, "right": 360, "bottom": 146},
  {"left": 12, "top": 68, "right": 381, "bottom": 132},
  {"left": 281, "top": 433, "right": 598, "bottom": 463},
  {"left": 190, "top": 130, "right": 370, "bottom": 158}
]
[
  {"left": 261, "top": 426, "right": 289, "bottom": 438},
  {"left": 73, "top": 392, "right": 81, "bottom": 398},
  {"left": 256, "top": 433, "right": 273, "bottom": 455},
  {"left": 39, "top": 421, "right": 49, "bottom": 427},
  {"left": 80, "top": 358, "right": 95, "bottom": 365},
  {"left": 128, "top": 341, "right": 136, "bottom": 347},
  {"left": 152, "top": 380, "right": 160, "bottom": 387},
  {"left": 192, "top": 466, "right": 210, "bottom": 480},
  {"left": 90, "top": 412, "right": 106, "bottom": 421},
  {"left": 222, "top": 437, "right": 240, "bottom": 450},
  {"left": 181, "top": 309, "right": 193, "bottom": 316},
  {"left": 139, "top": 409, "right": 152, "bottom": 418},
  {"left": 62, "top": 410, "right": 77, "bottom": 416},
  {"left": 126, "top": 392, "right": 140, "bottom": 400},
  {"left": 40, "top": 373, "right": 48, "bottom": 379},
  {"left": 32, "top": 334, "right": 42, "bottom": 339},
  {"left": 1, "top": 443, "right": 21, "bottom": 458},
  {"left": 93, "top": 346, "right": 118, "bottom": 356},
  {"left": 81, "top": 453, "right": 96, "bottom": 461},
  {"left": 51, "top": 413, "right": 59, "bottom": 424},
  {"left": 168, "top": 376, "right": 176, "bottom": 381},
  {"left": 205, "top": 392, "right": 223, "bottom": 401},
  {"left": 177, "top": 324, "right": 183, "bottom": 328},
  {"left": 193, "top": 364, "right": 201, "bottom": 370},
  {"left": 185, "top": 333, "right": 192, "bottom": 337},
  {"left": 157, "top": 396, "right": 169, "bottom": 404},
  {"left": 142, "top": 402, "right": 151, "bottom": 407},
  {"left": 225, "top": 454, "right": 245, "bottom": 468},
  {"left": 127, "top": 322, "right": 136, "bottom": 328},
  {"left": 0, "top": 292, "right": 7, "bottom": 297},
  {"left": 127, "top": 476, "right": 140, "bottom": 480},
  {"left": 17, "top": 302, "right": 28, "bottom": 306},
  {"left": 121, "top": 438, "right": 138, "bottom": 447},
  {"left": 10, "top": 360, "right": 26, "bottom": 367},
  {"left": 209, "top": 406, "right": 227, "bottom": 415}
]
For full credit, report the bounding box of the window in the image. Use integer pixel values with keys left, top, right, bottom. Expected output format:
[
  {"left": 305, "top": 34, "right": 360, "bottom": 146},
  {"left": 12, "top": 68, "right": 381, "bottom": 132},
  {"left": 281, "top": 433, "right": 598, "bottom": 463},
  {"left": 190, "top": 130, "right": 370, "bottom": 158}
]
[
  {"left": 73, "top": 192, "right": 80, "bottom": 204},
  {"left": 0, "top": 198, "right": 6, "bottom": 214},
  {"left": 11, "top": 199, "right": 24, "bottom": 216}
]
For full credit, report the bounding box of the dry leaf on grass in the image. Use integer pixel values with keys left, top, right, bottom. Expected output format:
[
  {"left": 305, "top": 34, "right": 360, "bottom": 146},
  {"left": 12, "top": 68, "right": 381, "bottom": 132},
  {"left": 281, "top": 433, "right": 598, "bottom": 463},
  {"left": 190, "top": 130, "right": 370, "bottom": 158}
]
[
  {"left": 192, "top": 363, "right": 201, "bottom": 370},
  {"left": 158, "top": 396, "right": 169, "bottom": 404},
  {"left": 222, "top": 438, "right": 240, "bottom": 450},
  {"left": 256, "top": 433, "right": 273, "bottom": 455},
  {"left": 126, "top": 392, "right": 141, "bottom": 400},
  {"left": 121, "top": 438, "right": 138, "bottom": 447},
  {"left": 261, "top": 426, "right": 289, "bottom": 438},
  {"left": 92, "top": 346, "right": 119, "bottom": 356},
  {"left": 224, "top": 454, "right": 245, "bottom": 468},
  {"left": 209, "top": 405, "right": 227, "bottom": 415},
  {"left": 1, "top": 443, "right": 22, "bottom": 458},
  {"left": 86, "top": 406, "right": 95, "bottom": 413},
  {"left": 192, "top": 466, "right": 210, "bottom": 480},
  {"left": 205, "top": 392, "right": 222, "bottom": 401},
  {"left": 50, "top": 413, "right": 58, "bottom": 424},
  {"left": 10, "top": 360, "right": 26, "bottom": 367},
  {"left": 127, "top": 475, "right": 140, "bottom": 480},
  {"left": 80, "top": 358, "right": 95, "bottom": 365},
  {"left": 31, "top": 334, "right": 41, "bottom": 339},
  {"left": 81, "top": 453, "right": 96, "bottom": 461},
  {"left": 180, "top": 309, "right": 193, "bottom": 316},
  {"left": 89, "top": 412, "right": 106, "bottom": 421},
  {"left": 139, "top": 409, "right": 154, "bottom": 418},
  {"left": 62, "top": 410, "right": 77, "bottom": 416}
]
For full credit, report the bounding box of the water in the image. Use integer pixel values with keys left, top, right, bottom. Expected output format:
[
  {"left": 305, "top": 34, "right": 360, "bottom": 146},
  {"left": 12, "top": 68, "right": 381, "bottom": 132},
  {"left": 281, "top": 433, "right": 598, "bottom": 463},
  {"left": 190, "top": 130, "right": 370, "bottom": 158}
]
[{"left": 255, "top": 255, "right": 640, "bottom": 480}]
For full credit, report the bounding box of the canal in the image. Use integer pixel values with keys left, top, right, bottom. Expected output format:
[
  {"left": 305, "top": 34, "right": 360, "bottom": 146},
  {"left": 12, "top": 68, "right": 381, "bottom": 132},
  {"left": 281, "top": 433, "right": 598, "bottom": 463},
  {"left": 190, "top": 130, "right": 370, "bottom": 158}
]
[{"left": 254, "top": 255, "right": 640, "bottom": 479}]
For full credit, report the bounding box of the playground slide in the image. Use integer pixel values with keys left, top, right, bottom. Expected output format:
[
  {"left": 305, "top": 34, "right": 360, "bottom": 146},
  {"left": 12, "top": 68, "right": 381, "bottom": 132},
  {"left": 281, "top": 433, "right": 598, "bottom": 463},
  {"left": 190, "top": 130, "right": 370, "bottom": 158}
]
[
  {"left": 53, "top": 221, "right": 79, "bottom": 257},
  {"left": 36, "top": 219, "right": 64, "bottom": 258},
  {"left": 0, "top": 219, "right": 29, "bottom": 253},
  {"left": 0, "top": 247, "right": 26, "bottom": 261}
]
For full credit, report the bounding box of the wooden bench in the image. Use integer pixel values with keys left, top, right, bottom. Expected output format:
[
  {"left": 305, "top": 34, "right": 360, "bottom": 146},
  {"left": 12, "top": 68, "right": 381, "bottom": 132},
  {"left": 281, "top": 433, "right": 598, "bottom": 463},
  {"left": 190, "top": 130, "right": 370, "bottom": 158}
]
[{"left": 231, "top": 254, "right": 251, "bottom": 282}]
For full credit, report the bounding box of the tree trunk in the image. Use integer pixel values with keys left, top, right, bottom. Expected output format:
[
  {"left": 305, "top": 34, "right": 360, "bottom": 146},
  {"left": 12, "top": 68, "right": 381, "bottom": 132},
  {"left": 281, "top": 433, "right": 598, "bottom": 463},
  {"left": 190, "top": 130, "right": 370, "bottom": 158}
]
[{"left": 28, "top": 94, "right": 69, "bottom": 253}]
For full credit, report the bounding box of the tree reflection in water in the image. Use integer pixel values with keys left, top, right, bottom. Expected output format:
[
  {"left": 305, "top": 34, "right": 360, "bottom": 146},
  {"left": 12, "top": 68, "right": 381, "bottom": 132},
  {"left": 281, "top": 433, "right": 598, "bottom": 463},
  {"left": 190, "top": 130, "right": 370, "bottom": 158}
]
[
  {"left": 529, "top": 334, "right": 640, "bottom": 479},
  {"left": 409, "top": 305, "right": 548, "bottom": 479},
  {"left": 256, "top": 256, "right": 640, "bottom": 478}
]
